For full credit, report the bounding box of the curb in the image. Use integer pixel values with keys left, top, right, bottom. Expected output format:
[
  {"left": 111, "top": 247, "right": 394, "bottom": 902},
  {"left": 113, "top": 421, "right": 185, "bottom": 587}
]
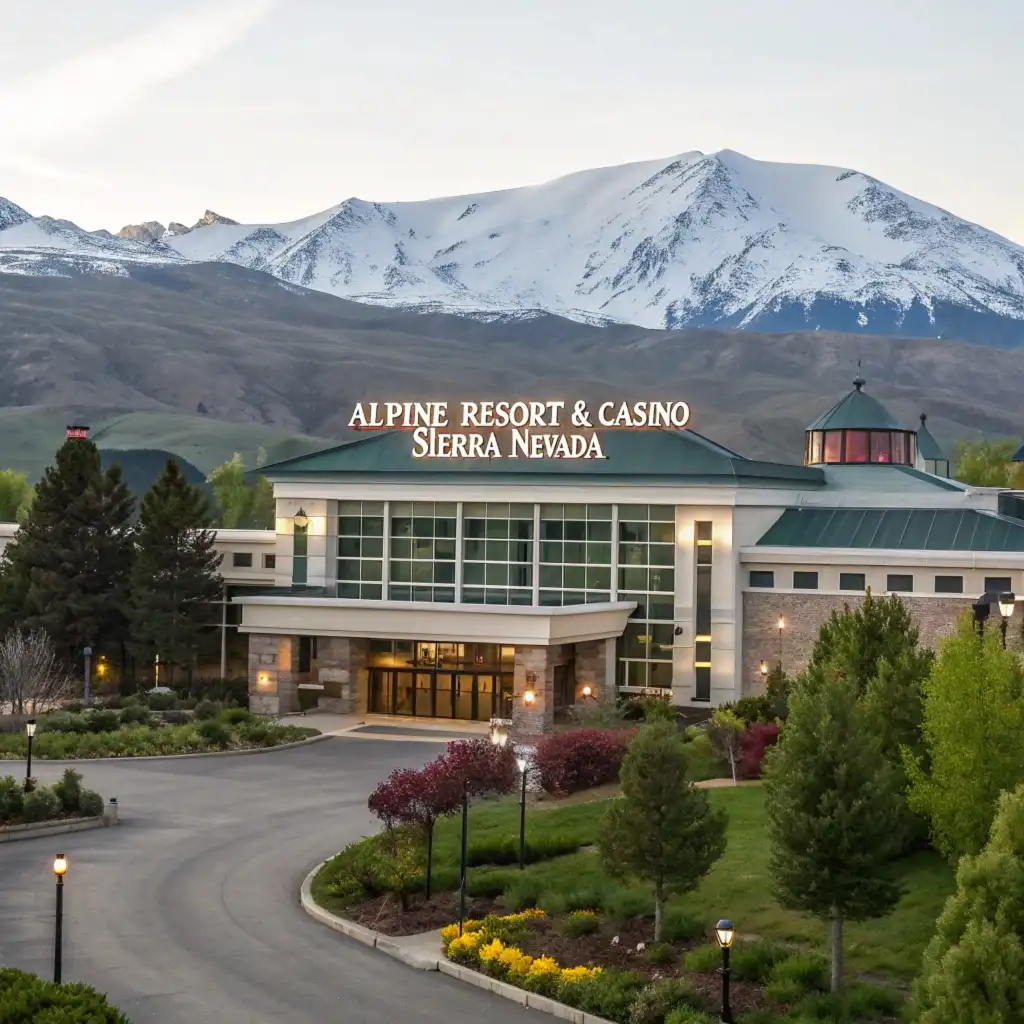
[
  {"left": 299, "top": 861, "right": 613, "bottom": 1023},
  {"left": 0, "top": 732, "right": 331, "bottom": 765},
  {"left": 0, "top": 815, "right": 109, "bottom": 844}
]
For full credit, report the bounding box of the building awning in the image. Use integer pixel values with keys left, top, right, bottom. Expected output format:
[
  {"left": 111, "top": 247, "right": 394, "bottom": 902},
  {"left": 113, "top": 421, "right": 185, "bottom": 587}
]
[{"left": 234, "top": 595, "right": 637, "bottom": 646}]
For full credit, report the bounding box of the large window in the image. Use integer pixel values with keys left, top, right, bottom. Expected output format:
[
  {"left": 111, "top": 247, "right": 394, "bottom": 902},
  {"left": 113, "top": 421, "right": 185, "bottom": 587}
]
[
  {"left": 538, "top": 504, "right": 612, "bottom": 606},
  {"left": 337, "top": 501, "right": 384, "bottom": 599},
  {"left": 617, "top": 505, "right": 675, "bottom": 692},
  {"left": 748, "top": 570, "right": 774, "bottom": 588},
  {"left": 463, "top": 503, "right": 533, "bottom": 605},
  {"left": 935, "top": 575, "right": 963, "bottom": 594},
  {"left": 389, "top": 502, "right": 456, "bottom": 602}
]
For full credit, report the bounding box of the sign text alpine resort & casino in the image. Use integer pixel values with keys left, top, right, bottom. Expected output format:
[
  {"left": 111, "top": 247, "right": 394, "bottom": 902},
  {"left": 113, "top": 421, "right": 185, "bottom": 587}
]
[{"left": 347, "top": 400, "right": 692, "bottom": 460}]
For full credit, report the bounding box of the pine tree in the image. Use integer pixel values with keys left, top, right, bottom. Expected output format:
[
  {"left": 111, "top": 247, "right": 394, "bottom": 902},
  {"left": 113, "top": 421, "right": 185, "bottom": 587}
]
[
  {"left": 128, "top": 460, "right": 223, "bottom": 684},
  {"left": 598, "top": 722, "right": 728, "bottom": 941},
  {"left": 0, "top": 439, "right": 135, "bottom": 665},
  {"left": 911, "top": 783, "right": 1024, "bottom": 1023},
  {"left": 765, "top": 666, "right": 905, "bottom": 994}
]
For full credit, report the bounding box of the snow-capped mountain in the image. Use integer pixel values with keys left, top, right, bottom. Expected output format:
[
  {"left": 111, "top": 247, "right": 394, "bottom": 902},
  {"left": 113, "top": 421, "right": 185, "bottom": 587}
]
[{"left": 3, "top": 149, "right": 1024, "bottom": 344}]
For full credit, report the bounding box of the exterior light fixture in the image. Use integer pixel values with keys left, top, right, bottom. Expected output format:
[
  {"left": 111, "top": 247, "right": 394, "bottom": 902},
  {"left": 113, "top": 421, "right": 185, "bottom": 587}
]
[
  {"left": 516, "top": 756, "right": 528, "bottom": 774},
  {"left": 53, "top": 853, "right": 68, "bottom": 984},
  {"left": 759, "top": 661, "right": 768, "bottom": 678},
  {"left": 26, "top": 719, "right": 37, "bottom": 738},
  {"left": 777, "top": 617, "right": 785, "bottom": 632},
  {"left": 777, "top": 618, "right": 786, "bottom": 672},
  {"left": 490, "top": 722, "right": 509, "bottom": 747},
  {"left": 999, "top": 592, "right": 1016, "bottom": 649},
  {"left": 293, "top": 508, "right": 309, "bottom": 529},
  {"left": 581, "top": 684, "right": 593, "bottom": 698},
  {"left": 522, "top": 689, "right": 536, "bottom": 706},
  {"left": 53, "top": 854, "right": 68, "bottom": 878},
  {"left": 715, "top": 918, "right": 735, "bottom": 1024},
  {"left": 25, "top": 719, "right": 37, "bottom": 791},
  {"left": 516, "top": 756, "right": 529, "bottom": 868}
]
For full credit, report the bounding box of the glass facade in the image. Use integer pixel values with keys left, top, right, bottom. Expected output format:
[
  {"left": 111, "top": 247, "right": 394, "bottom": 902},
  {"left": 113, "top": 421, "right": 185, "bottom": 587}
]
[
  {"left": 539, "top": 504, "right": 612, "bottom": 606},
  {"left": 617, "top": 505, "right": 675, "bottom": 692},
  {"left": 693, "top": 521, "right": 713, "bottom": 701},
  {"left": 389, "top": 502, "right": 457, "bottom": 602},
  {"left": 336, "top": 501, "right": 385, "bottom": 599},
  {"left": 463, "top": 503, "right": 533, "bottom": 605},
  {"left": 804, "top": 429, "right": 917, "bottom": 466}
]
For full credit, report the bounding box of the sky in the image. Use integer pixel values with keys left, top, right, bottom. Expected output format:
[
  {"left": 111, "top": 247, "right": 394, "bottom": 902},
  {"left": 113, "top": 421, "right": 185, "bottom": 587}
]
[{"left": 1, "top": 0, "right": 1022, "bottom": 242}]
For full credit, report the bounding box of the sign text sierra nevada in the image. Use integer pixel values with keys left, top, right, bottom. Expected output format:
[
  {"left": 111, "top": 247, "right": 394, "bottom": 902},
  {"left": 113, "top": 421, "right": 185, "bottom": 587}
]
[{"left": 347, "top": 400, "right": 691, "bottom": 460}]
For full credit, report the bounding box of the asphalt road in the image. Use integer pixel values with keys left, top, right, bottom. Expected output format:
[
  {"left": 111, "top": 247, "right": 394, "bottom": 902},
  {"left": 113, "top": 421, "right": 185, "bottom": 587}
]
[{"left": 0, "top": 739, "right": 549, "bottom": 1023}]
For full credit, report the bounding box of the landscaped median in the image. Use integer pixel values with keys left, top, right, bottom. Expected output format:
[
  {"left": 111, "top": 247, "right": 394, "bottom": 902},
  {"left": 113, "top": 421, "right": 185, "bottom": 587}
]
[
  {"left": 1, "top": 767, "right": 114, "bottom": 843},
  {"left": 0, "top": 701, "right": 319, "bottom": 759}
]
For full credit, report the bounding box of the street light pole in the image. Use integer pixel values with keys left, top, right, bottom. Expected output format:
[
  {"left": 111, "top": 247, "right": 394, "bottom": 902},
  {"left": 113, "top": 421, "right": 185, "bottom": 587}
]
[
  {"left": 53, "top": 854, "right": 68, "bottom": 984},
  {"left": 25, "top": 719, "right": 36, "bottom": 791},
  {"left": 458, "top": 780, "right": 469, "bottom": 936},
  {"left": 777, "top": 617, "right": 785, "bottom": 672},
  {"left": 83, "top": 646, "right": 92, "bottom": 708},
  {"left": 516, "top": 756, "right": 528, "bottom": 869}
]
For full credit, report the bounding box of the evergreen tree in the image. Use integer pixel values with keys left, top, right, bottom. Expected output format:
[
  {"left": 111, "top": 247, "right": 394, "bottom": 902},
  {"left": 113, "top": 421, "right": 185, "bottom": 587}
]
[
  {"left": 765, "top": 666, "right": 905, "bottom": 994},
  {"left": 0, "top": 439, "right": 134, "bottom": 665},
  {"left": 598, "top": 722, "right": 728, "bottom": 941},
  {"left": 128, "top": 460, "right": 223, "bottom": 683},
  {"left": 905, "top": 614, "right": 1024, "bottom": 861},
  {"left": 911, "top": 783, "right": 1024, "bottom": 1023}
]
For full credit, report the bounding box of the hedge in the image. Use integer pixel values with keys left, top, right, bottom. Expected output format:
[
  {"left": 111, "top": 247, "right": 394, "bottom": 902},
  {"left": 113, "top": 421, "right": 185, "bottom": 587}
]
[{"left": 0, "top": 967, "right": 130, "bottom": 1022}]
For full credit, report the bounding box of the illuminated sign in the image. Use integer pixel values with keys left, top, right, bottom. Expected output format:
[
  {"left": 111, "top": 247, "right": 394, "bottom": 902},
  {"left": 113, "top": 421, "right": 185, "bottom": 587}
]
[
  {"left": 347, "top": 400, "right": 691, "bottom": 460},
  {"left": 65, "top": 425, "right": 90, "bottom": 440}
]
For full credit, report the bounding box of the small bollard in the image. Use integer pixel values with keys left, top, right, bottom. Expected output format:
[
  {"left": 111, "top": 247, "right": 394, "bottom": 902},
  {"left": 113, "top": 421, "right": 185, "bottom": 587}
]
[{"left": 103, "top": 797, "right": 119, "bottom": 826}]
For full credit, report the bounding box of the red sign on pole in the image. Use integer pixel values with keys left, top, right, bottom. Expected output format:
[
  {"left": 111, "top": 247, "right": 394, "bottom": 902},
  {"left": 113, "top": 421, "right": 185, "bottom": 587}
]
[{"left": 65, "top": 425, "right": 89, "bottom": 440}]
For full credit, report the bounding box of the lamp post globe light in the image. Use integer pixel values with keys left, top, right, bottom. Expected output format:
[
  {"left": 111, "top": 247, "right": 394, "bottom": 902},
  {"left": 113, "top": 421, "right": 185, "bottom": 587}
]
[
  {"left": 490, "top": 721, "right": 509, "bottom": 747},
  {"left": 715, "top": 918, "right": 735, "bottom": 1024},
  {"left": 516, "top": 754, "right": 529, "bottom": 869},
  {"left": 776, "top": 617, "right": 785, "bottom": 671},
  {"left": 999, "top": 592, "right": 1016, "bottom": 649},
  {"left": 293, "top": 508, "right": 309, "bottom": 529},
  {"left": 25, "top": 719, "right": 36, "bottom": 791},
  {"left": 53, "top": 853, "right": 68, "bottom": 984}
]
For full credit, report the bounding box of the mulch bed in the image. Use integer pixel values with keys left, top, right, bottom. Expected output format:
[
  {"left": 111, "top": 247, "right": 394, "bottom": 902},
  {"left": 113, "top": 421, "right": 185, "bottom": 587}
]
[{"left": 347, "top": 892, "right": 502, "bottom": 936}]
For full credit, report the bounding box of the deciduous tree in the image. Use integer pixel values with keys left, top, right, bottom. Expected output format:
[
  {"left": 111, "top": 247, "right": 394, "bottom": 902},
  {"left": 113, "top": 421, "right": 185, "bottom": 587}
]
[
  {"left": 0, "top": 628, "right": 74, "bottom": 713},
  {"left": 765, "top": 666, "right": 905, "bottom": 994},
  {"left": 207, "top": 452, "right": 275, "bottom": 528},
  {"left": 598, "top": 722, "right": 727, "bottom": 941},
  {"left": 905, "top": 614, "right": 1024, "bottom": 861},
  {"left": 706, "top": 708, "right": 746, "bottom": 784},
  {"left": 0, "top": 469, "right": 34, "bottom": 523},
  {"left": 127, "top": 460, "right": 222, "bottom": 684}
]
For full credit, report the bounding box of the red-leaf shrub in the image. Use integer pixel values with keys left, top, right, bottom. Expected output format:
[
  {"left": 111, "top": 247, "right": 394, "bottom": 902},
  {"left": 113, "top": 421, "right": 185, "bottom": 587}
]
[
  {"left": 367, "top": 761, "right": 464, "bottom": 831},
  {"left": 533, "top": 728, "right": 630, "bottom": 796},
  {"left": 738, "top": 722, "right": 780, "bottom": 779},
  {"left": 437, "top": 738, "right": 517, "bottom": 797}
]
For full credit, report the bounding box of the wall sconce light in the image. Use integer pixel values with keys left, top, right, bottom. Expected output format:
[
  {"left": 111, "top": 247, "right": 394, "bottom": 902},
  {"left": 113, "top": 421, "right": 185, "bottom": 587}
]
[
  {"left": 293, "top": 508, "right": 309, "bottom": 530},
  {"left": 523, "top": 689, "right": 536, "bottom": 706},
  {"left": 581, "top": 685, "right": 593, "bottom": 698},
  {"left": 257, "top": 671, "right": 273, "bottom": 691}
]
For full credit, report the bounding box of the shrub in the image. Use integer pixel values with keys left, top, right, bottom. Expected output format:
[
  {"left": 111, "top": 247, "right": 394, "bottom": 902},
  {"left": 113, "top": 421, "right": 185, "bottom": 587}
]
[
  {"left": 841, "top": 981, "right": 903, "bottom": 1018},
  {"left": 644, "top": 943, "right": 675, "bottom": 965},
  {"left": 22, "top": 787, "right": 60, "bottom": 822},
  {"left": 197, "top": 718, "right": 232, "bottom": 748},
  {"left": 0, "top": 776, "right": 24, "bottom": 822},
  {"left": 501, "top": 875, "right": 543, "bottom": 912},
  {"left": 467, "top": 833, "right": 580, "bottom": 867},
  {"left": 628, "top": 978, "right": 708, "bottom": 1024},
  {"left": 664, "top": 1010, "right": 716, "bottom": 1024},
  {"left": 193, "top": 699, "right": 222, "bottom": 721},
  {"left": 721, "top": 694, "right": 776, "bottom": 724},
  {"left": 731, "top": 939, "right": 792, "bottom": 983},
  {"left": 119, "top": 705, "right": 151, "bottom": 726},
  {"left": 54, "top": 767, "right": 83, "bottom": 813},
  {"left": 602, "top": 886, "right": 653, "bottom": 920},
  {"left": 41, "top": 712, "right": 88, "bottom": 734},
  {"left": 768, "top": 953, "right": 828, "bottom": 995},
  {"left": 86, "top": 709, "right": 121, "bottom": 732},
  {"left": 561, "top": 909, "right": 600, "bottom": 937},
  {"left": 466, "top": 868, "right": 517, "bottom": 899},
  {"left": 737, "top": 721, "right": 780, "bottom": 779},
  {"left": 660, "top": 906, "right": 705, "bottom": 943},
  {"left": 0, "top": 967, "right": 129, "bottom": 1021},
  {"left": 541, "top": 884, "right": 606, "bottom": 915},
  {"left": 439, "top": 738, "right": 517, "bottom": 796},
  {"left": 162, "top": 709, "right": 190, "bottom": 725},
  {"left": 682, "top": 944, "right": 720, "bottom": 973},
  {"left": 534, "top": 728, "right": 629, "bottom": 795},
  {"left": 79, "top": 790, "right": 105, "bottom": 817},
  {"left": 558, "top": 969, "right": 647, "bottom": 1023},
  {"left": 146, "top": 690, "right": 177, "bottom": 711},
  {"left": 221, "top": 707, "right": 251, "bottom": 725}
]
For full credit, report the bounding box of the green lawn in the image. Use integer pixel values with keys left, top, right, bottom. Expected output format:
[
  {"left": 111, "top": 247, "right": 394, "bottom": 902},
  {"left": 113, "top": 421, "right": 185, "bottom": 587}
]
[{"left": 429, "top": 786, "right": 955, "bottom": 983}]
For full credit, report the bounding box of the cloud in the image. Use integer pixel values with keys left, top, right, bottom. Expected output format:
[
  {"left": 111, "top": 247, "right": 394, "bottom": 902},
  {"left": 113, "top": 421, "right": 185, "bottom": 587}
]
[{"left": 0, "top": 0, "right": 275, "bottom": 166}]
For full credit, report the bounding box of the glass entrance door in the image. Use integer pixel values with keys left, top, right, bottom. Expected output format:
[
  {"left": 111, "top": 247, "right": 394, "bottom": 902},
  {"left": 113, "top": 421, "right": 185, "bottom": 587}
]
[
  {"left": 368, "top": 667, "right": 515, "bottom": 721},
  {"left": 435, "top": 672, "right": 455, "bottom": 719}
]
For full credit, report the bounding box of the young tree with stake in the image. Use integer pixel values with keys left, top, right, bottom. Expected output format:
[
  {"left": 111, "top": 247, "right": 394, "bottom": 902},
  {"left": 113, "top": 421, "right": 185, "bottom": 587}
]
[{"left": 706, "top": 707, "right": 746, "bottom": 784}]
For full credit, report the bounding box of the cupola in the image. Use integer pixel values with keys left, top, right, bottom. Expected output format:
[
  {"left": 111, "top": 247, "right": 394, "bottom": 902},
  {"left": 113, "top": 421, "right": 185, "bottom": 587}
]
[
  {"left": 804, "top": 376, "right": 917, "bottom": 467},
  {"left": 916, "top": 414, "right": 950, "bottom": 478}
]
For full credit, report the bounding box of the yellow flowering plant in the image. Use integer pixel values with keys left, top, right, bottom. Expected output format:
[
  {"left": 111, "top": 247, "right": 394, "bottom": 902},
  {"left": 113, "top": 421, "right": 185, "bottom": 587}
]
[
  {"left": 559, "top": 965, "right": 602, "bottom": 984},
  {"left": 523, "top": 955, "right": 562, "bottom": 996}
]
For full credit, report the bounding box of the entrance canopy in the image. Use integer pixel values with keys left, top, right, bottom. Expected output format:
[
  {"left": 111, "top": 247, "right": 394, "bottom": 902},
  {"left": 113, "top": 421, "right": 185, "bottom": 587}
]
[{"left": 235, "top": 595, "right": 637, "bottom": 646}]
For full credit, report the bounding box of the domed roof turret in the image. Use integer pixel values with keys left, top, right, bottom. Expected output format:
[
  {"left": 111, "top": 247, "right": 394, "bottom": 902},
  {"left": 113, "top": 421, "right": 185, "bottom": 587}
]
[
  {"left": 915, "top": 414, "right": 947, "bottom": 461},
  {"left": 804, "top": 376, "right": 917, "bottom": 467}
]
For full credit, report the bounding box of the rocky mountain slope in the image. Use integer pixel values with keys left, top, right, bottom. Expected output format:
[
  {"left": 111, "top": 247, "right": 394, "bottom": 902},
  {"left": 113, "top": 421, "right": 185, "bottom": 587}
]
[{"left": 2, "top": 151, "right": 1023, "bottom": 345}]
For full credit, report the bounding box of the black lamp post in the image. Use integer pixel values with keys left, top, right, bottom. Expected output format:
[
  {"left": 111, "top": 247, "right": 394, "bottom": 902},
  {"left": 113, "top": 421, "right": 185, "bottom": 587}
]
[
  {"left": 25, "top": 719, "right": 36, "bottom": 792},
  {"left": 83, "top": 646, "right": 92, "bottom": 707},
  {"left": 457, "top": 780, "right": 469, "bottom": 936},
  {"left": 516, "top": 755, "right": 529, "bottom": 869},
  {"left": 53, "top": 853, "right": 68, "bottom": 984},
  {"left": 998, "top": 592, "right": 1016, "bottom": 649},
  {"left": 973, "top": 596, "right": 991, "bottom": 639},
  {"left": 777, "top": 617, "right": 785, "bottom": 672},
  {"left": 715, "top": 918, "right": 735, "bottom": 1023}
]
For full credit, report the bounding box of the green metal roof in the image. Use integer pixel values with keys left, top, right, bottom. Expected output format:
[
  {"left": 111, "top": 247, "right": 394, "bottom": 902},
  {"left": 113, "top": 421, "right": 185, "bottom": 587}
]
[
  {"left": 915, "top": 414, "right": 948, "bottom": 461},
  {"left": 806, "top": 377, "right": 907, "bottom": 432},
  {"left": 260, "top": 428, "right": 825, "bottom": 486},
  {"left": 757, "top": 507, "right": 1024, "bottom": 551}
]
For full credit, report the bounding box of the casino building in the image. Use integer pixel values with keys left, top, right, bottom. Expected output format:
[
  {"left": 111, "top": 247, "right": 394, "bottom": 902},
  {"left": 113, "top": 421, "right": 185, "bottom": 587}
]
[{"left": 230, "top": 376, "right": 1024, "bottom": 734}]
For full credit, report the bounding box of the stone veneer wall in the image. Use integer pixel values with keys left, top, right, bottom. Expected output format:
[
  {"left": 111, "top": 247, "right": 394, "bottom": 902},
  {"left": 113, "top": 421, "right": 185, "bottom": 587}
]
[
  {"left": 741, "top": 591, "right": 1003, "bottom": 693},
  {"left": 248, "top": 634, "right": 300, "bottom": 716},
  {"left": 512, "top": 644, "right": 572, "bottom": 739},
  {"left": 574, "top": 638, "right": 616, "bottom": 701},
  {"left": 316, "top": 637, "right": 369, "bottom": 714}
]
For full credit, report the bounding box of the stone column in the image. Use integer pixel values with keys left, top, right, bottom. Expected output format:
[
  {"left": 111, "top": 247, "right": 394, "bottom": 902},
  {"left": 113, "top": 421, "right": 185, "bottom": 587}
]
[
  {"left": 316, "top": 636, "right": 369, "bottom": 714},
  {"left": 248, "top": 633, "right": 300, "bottom": 716},
  {"left": 512, "top": 645, "right": 559, "bottom": 739},
  {"left": 574, "top": 638, "right": 616, "bottom": 701}
]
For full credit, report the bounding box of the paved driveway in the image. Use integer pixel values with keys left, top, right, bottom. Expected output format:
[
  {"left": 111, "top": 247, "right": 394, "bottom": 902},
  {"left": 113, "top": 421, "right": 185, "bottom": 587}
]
[{"left": 0, "top": 739, "right": 548, "bottom": 1023}]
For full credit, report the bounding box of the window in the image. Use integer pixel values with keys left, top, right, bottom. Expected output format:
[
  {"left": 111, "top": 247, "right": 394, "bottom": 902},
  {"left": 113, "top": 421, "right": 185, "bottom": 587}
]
[
  {"left": 891, "top": 432, "right": 908, "bottom": 464},
  {"left": 793, "top": 571, "right": 818, "bottom": 589},
  {"left": 985, "top": 576, "right": 1012, "bottom": 594},
  {"left": 464, "top": 502, "right": 534, "bottom": 605},
  {"left": 538, "top": 503, "right": 612, "bottom": 607},
  {"left": 870, "top": 432, "right": 891, "bottom": 463},
  {"left": 823, "top": 431, "right": 842, "bottom": 463},
  {"left": 935, "top": 575, "right": 963, "bottom": 594},
  {"left": 839, "top": 572, "right": 866, "bottom": 591},
  {"left": 232, "top": 552, "right": 252, "bottom": 568},
  {"left": 748, "top": 570, "right": 774, "bottom": 588},
  {"left": 845, "top": 431, "right": 869, "bottom": 463},
  {"left": 292, "top": 524, "right": 307, "bottom": 585},
  {"left": 263, "top": 553, "right": 276, "bottom": 570},
  {"left": 808, "top": 431, "right": 823, "bottom": 464},
  {"left": 693, "top": 521, "right": 713, "bottom": 701},
  {"left": 337, "top": 501, "right": 385, "bottom": 599},
  {"left": 616, "top": 505, "right": 675, "bottom": 692},
  {"left": 887, "top": 574, "right": 914, "bottom": 593}
]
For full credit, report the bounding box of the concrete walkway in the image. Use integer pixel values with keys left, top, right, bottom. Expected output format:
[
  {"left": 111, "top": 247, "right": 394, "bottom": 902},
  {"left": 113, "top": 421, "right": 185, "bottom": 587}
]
[{"left": 279, "top": 711, "right": 492, "bottom": 742}]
